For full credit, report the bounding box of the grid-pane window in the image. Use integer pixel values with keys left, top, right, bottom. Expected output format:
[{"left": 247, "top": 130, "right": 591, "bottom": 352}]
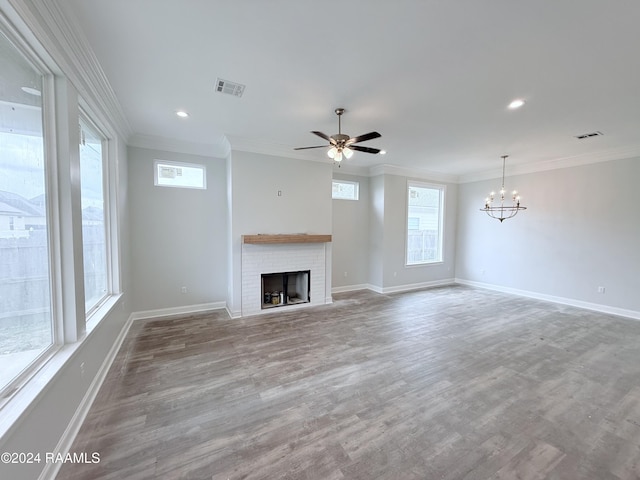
[
  {"left": 332, "top": 180, "right": 359, "bottom": 200},
  {"left": 79, "top": 118, "right": 107, "bottom": 314},
  {"left": 154, "top": 160, "right": 206, "bottom": 189},
  {"left": 0, "top": 30, "right": 53, "bottom": 392},
  {"left": 406, "top": 182, "right": 444, "bottom": 265}
]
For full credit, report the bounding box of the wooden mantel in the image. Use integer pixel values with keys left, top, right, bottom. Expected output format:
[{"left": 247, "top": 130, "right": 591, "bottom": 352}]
[{"left": 242, "top": 234, "right": 332, "bottom": 245}]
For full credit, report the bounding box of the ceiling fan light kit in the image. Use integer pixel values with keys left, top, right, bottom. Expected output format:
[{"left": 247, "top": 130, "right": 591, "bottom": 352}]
[{"left": 294, "top": 108, "right": 381, "bottom": 166}]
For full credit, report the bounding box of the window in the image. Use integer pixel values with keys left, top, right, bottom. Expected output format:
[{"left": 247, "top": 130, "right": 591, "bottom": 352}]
[
  {"left": 0, "top": 30, "right": 54, "bottom": 393},
  {"left": 406, "top": 182, "right": 444, "bottom": 265},
  {"left": 332, "top": 179, "right": 359, "bottom": 200},
  {"left": 154, "top": 160, "right": 206, "bottom": 189},
  {"left": 80, "top": 117, "right": 108, "bottom": 314}
]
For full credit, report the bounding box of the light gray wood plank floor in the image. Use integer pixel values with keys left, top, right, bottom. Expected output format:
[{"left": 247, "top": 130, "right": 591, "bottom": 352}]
[{"left": 56, "top": 285, "right": 640, "bottom": 479}]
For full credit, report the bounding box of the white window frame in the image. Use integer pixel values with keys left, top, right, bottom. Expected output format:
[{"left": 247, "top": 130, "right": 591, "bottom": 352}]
[
  {"left": 0, "top": 21, "right": 60, "bottom": 407},
  {"left": 405, "top": 180, "right": 445, "bottom": 266},
  {"left": 0, "top": 7, "right": 125, "bottom": 439},
  {"left": 154, "top": 159, "right": 207, "bottom": 190},
  {"left": 79, "top": 110, "right": 111, "bottom": 318},
  {"left": 332, "top": 179, "right": 359, "bottom": 200}
]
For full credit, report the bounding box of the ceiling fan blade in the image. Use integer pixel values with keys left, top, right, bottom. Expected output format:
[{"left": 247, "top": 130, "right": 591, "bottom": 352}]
[
  {"left": 350, "top": 144, "right": 381, "bottom": 154},
  {"left": 294, "top": 145, "right": 329, "bottom": 150},
  {"left": 311, "top": 131, "right": 335, "bottom": 144},
  {"left": 347, "top": 131, "right": 381, "bottom": 144}
]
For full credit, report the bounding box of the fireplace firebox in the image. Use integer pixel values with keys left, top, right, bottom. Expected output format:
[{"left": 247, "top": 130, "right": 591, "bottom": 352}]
[{"left": 261, "top": 270, "right": 310, "bottom": 309}]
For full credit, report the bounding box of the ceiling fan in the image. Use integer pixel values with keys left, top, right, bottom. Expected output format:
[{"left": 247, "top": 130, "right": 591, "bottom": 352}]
[{"left": 294, "top": 108, "right": 382, "bottom": 163}]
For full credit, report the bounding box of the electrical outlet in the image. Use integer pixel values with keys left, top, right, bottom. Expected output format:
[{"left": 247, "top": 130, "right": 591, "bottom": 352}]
[
  {"left": 597, "top": 286, "right": 605, "bottom": 294},
  {"left": 343, "top": 271, "right": 348, "bottom": 278},
  {"left": 181, "top": 286, "right": 187, "bottom": 294},
  {"left": 80, "top": 362, "right": 85, "bottom": 378}
]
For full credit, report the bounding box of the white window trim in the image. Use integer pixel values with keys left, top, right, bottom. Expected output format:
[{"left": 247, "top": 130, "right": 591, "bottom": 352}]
[
  {"left": 0, "top": 13, "right": 123, "bottom": 432},
  {"left": 332, "top": 179, "right": 360, "bottom": 200},
  {"left": 405, "top": 180, "right": 446, "bottom": 266},
  {"left": 154, "top": 159, "right": 207, "bottom": 190},
  {"left": 79, "top": 109, "right": 111, "bottom": 318}
]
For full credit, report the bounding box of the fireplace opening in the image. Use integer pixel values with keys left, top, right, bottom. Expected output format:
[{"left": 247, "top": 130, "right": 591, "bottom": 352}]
[{"left": 261, "top": 270, "right": 310, "bottom": 309}]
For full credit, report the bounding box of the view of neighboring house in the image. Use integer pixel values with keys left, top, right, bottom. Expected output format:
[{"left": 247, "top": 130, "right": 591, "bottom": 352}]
[{"left": 0, "top": 190, "right": 45, "bottom": 238}]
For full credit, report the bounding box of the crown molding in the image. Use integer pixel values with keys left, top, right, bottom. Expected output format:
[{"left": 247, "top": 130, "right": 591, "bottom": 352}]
[
  {"left": 226, "top": 135, "right": 322, "bottom": 162},
  {"left": 368, "top": 164, "right": 459, "bottom": 184},
  {"left": 458, "top": 145, "right": 640, "bottom": 184},
  {"left": 129, "top": 133, "right": 230, "bottom": 159},
  {"left": 6, "top": 0, "right": 133, "bottom": 141}
]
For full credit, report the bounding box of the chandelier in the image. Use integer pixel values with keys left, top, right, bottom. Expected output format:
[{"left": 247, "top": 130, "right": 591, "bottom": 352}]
[{"left": 480, "top": 155, "right": 526, "bottom": 222}]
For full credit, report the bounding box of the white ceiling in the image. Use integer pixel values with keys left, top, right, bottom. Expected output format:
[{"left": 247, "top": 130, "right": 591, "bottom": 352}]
[{"left": 61, "top": 0, "right": 640, "bottom": 178}]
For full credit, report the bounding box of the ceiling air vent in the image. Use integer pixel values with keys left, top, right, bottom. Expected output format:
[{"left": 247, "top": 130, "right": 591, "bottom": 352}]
[
  {"left": 215, "top": 78, "right": 245, "bottom": 97},
  {"left": 574, "top": 131, "right": 603, "bottom": 140}
]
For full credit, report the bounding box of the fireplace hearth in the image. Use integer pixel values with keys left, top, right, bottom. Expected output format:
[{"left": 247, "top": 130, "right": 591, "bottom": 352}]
[{"left": 261, "top": 270, "right": 310, "bottom": 309}]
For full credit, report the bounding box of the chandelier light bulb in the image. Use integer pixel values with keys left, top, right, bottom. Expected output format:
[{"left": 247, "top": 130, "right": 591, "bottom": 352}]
[
  {"left": 343, "top": 147, "right": 354, "bottom": 159},
  {"left": 327, "top": 146, "right": 337, "bottom": 159},
  {"left": 480, "top": 155, "right": 527, "bottom": 222}
]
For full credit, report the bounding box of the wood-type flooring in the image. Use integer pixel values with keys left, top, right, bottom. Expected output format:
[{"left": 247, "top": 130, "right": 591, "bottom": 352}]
[{"left": 57, "top": 286, "right": 640, "bottom": 479}]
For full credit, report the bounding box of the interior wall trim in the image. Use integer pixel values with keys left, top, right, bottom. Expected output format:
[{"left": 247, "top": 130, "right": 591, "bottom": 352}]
[
  {"left": 455, "top": 278, "right": 640, "bottom": 321},
  {"left": 130, "top": 302, "right": 227, "bottom": 322},
  {"left": 6, "top": 0, "right": 133, "bottom": 140},
  {"left": 37, "top": 313, "right": 136, "bottom": 480}
]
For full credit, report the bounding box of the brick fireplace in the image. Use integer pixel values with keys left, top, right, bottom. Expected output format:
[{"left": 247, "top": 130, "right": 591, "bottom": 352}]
[{"left": 240, "top": 234, "right": 332, "bottom": 316}]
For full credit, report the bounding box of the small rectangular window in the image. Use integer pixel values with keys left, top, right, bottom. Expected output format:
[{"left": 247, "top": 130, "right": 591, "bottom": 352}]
[
  {"left": 332, "top": 180, "right": 359, "bottom": 200},
  {"left": 406, "top": 182, "right": 445, "bottom": 265},
  {"left": 154, "top": 160, "right": 206, "bottom": 189}
]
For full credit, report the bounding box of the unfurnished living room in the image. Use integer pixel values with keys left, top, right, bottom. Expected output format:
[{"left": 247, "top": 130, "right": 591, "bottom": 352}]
[{"left": 1, "top": 1, "right": 639, "bottom": 479}]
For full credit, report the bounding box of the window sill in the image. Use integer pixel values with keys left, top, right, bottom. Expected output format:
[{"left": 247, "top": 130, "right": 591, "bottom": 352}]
[
  {"left": 0, "top": 293, "right": 123, "bottom": 442},
  {"left": 405, "top": 261, "right": 445, "bottom": 268}
]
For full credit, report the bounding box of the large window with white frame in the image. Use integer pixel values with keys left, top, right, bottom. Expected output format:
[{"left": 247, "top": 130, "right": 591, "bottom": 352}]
[
  {"left": 79, "top": 116, "right": 108, "bottom": 314},
  {"left": 0, "top": 29, "right": 55, "bottom": 394},
  {"left": 406, "top": 181, "right": 445, "bottom": 265}
]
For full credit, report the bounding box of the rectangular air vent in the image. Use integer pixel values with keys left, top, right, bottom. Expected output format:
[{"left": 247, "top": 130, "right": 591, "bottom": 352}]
[
  {"left": 215, "top": 78, "right": 245, "bottom": 97},
  {"left": 575, "top": 131, "right": 603, "bottom": 140}
]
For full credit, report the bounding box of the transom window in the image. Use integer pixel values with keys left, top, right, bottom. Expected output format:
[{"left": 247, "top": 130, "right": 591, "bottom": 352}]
[
  {"left": 332, "top": 180, "right": 359, "bottom": 200},
  {"left": 406, "top": 182, "right": 445, "bottom": 265},
  {"left": 154, "top": 160, "right": 206, "bottom": 189}
]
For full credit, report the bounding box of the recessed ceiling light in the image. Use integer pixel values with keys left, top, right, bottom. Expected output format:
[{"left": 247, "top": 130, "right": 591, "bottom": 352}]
[
  {"left": 508, "top": 99, "right": 525, "bottom": 109},
  {"left": 21, "top": 86, "right": 41, "bottom": 96},
  {"left": 379, "top": 150, "right": 387, "bottom": 155},
  {"left": 176, "top": 110, "right": 189, "bottom": 118}
]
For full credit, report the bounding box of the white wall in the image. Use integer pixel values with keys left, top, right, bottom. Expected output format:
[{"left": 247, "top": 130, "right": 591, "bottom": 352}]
[
  {"left": 456, "top": 157, "right": 640, "bottom": 314},
  {"left": 368, "top": 173, "right": 457, "bottom": 292},
  {"left": 227, "top": 151, "right": 333, "bottom": 316},
  {"left": 331, "top": 173, "right": 370, "bottom": 289},
  {"left": 128, "top": 146, "right": 228, "bottom": 313},
  {"left": 368, "top": 175, "right": 385, "bottom": 289}
]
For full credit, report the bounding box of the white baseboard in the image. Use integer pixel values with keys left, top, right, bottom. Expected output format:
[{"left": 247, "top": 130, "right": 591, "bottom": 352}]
[
  {"left": 225, "top": 306, "right": 242, "bottom": 319},
  {"left": 39, "top": 313, "right": 136, "bottom": 480},
  {"left": 380, "top": 278, "right": 456, "bottom": 294},
  {"left": 130, "top": 301, "right": 227, "bottom": 321},
  {"left": 455, "top": 278, "right": 640, "bottom": 321},
  {"left": 331, "top": 283, "right": 371, "bottom": 294},
  {"left": 332, "top": 279, "right": 456, "bottom": 295}
]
